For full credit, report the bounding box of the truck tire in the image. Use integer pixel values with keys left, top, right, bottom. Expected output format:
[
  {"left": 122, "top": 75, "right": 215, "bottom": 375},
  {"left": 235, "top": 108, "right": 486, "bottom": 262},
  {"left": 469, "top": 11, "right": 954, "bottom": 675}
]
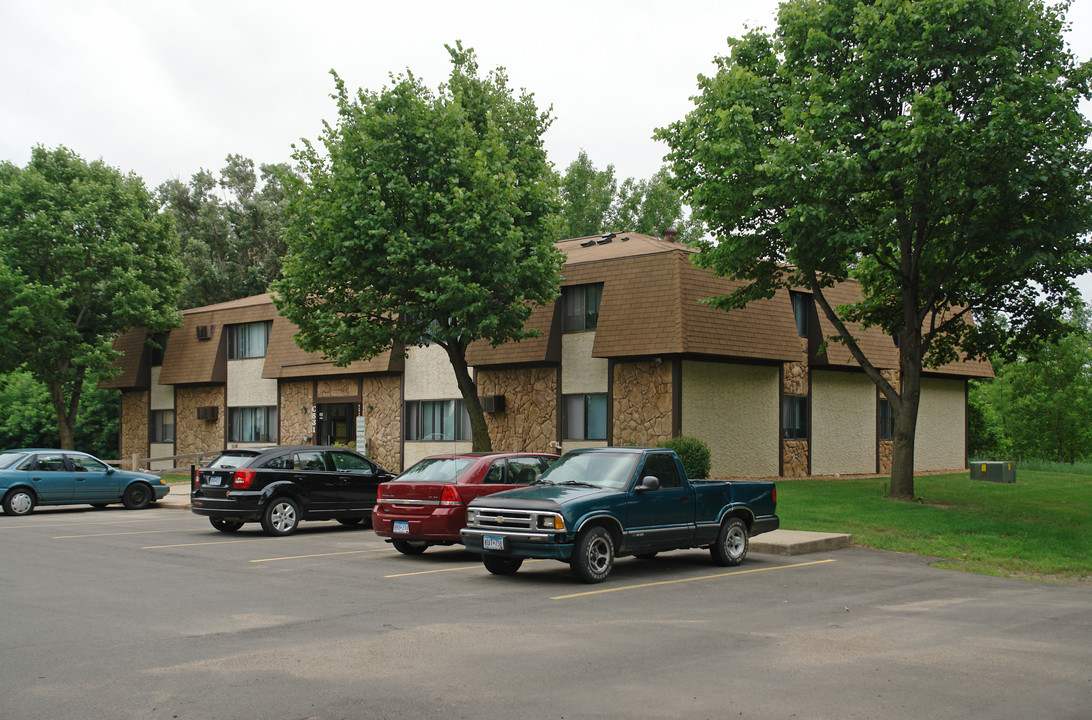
[
  {"left": 483, "top": 555, "right": 523, "bottom": 576},
  {"left": 570, "top": 526, "right": 614, "bottom": 583},
  {"left": 710, "top": 517, "right": 749, "bottom": 566}
]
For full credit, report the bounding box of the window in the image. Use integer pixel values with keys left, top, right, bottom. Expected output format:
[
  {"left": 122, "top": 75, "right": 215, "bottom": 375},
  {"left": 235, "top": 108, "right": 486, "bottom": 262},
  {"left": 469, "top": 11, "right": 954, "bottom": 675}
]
[
  {"left": 227, "top": 321, "right": 272, "bottom": 359},
  {"left": 68, "top": 454, "right": 108, "bottom": 472},
  {"left": 404, "top": 400, "right": 471, "bottom": 442},
  {"left": 228, "top": 406, "right": 278, "bottom": 443},
  {"left": 790, "top": 292, "right": 809, "bottom": 338},
  {"left": 638, "top": 452, "right": 682, "bottom": 488},
  {"left": 34, "top": 453, "right": 67, "bottom": 471},
  {"left": 781, "top": 395, "right": 808, "bottom": 440},
  {"left": 330, "top": 451, "right": 375, "bottom": 475},
  {"left": 878, "top": 397, "right": 894, "bottom": 441},
  {"left": 151, "top": 410, "right": 175, "bottom": 443},
  {"left": 148, "top": 332, "right": 169, "bottom": 366},
  {"left": 563, "top": 393, "right": 607, "bottom": 440},
  {"left": 562, "top": 283, "right": 603, "bottom": 332}
]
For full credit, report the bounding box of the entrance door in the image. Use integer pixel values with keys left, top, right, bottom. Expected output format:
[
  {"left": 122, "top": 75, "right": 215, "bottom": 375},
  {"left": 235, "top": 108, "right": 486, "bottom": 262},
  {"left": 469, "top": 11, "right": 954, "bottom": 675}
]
[{"left": 316, "top": 403, "right": 356, "bottom": 446}]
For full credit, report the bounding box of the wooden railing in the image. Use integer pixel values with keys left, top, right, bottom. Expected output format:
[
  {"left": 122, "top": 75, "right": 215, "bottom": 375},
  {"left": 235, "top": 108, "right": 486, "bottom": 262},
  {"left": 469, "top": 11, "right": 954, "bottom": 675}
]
[{"left": 104, "top": 450, "right": 223, "bottom": 473}]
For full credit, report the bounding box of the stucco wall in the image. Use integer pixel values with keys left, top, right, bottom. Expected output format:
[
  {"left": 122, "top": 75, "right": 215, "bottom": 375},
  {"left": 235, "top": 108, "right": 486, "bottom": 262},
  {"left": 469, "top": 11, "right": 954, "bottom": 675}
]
[
  {"left": 613, "top": 360, "right": 673, "bottom": 448},
  {"left": 119, "top": 390, "right": 148, "bottom": 464},
  {"left": 175, "top": 386, "right": 224, "bottom": 455},
  {"left": 150, "top": 367, "right": 173, "bottom": 411},
  {"left": 811, "top": 370, "right": 876, "bottom": 475},
  {"left": 149, "top": 443, "right": 175, "bottom": 470},
  {"left": 227, "top": 358, "right": 277, "bottom": 407},
  {"left": 914, "top": 377, "right": 966, "bottom": 471},
  {"left": 681, "top": 361, "right": 779, "bottom": 478},
  {"left": 478, "top": 366, "right": 558, "bottom": 454},
  {"left": 404, "top": 345, "right": 461, "bottom": 400},
  {"left": 561, "top": 332, "right": 607, "bottom": 394}
]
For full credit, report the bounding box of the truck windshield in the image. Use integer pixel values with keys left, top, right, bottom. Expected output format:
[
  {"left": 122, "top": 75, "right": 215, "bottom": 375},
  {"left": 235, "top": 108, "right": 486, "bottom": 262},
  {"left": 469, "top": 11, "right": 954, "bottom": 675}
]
[{"left": 537, "top": 452, "right": 639, "bottom": 490}]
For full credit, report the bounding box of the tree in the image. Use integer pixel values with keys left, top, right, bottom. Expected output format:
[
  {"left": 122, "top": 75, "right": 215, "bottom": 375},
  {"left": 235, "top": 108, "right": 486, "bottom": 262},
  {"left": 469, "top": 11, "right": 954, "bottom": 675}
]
[
  {"left": 559, "top": 151, "right": 702, "bottom": 241},
  {"left": 0, "top": 371, "right": 120, "bottom": 459},
  {"left": 0, "top": 146, "right": 182, "bottom": 449},
  {"left": 158, "top": 155, "right": 290, "bottom": 309},
  {"left": 658, "top": 0, "right": 1092, "bottom": 498},
  {"left": 275, "top": 43, "right": 564, "bottom": 452}
]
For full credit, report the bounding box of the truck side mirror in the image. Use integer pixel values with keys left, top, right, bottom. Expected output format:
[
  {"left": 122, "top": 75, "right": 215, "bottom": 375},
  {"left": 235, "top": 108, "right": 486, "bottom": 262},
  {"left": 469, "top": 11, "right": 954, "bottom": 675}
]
[{"left": 636, "top": 475, "right": 660, "bottom": 492}]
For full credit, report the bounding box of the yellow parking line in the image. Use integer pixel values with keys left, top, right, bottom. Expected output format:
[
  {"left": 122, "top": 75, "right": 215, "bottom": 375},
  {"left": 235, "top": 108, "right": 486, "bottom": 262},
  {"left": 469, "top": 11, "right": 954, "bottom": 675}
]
[
  {"left": 54, "top": 529, "right": 183, "bottom": 539},
  {"left": 552, "top": 558, "right": 837, "bottom": 600},
  {"left": 251, "top": 548, "right": 392, "bottom": 563}
]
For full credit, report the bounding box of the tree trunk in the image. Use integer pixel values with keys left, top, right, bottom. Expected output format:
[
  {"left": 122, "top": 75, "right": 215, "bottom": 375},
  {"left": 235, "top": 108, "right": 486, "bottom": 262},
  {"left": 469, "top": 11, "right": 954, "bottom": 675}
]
[
  {"left": 443, "top": 343, "right": 493, "bottom": 453},
  {"left": 46, "top": 379, "right": 78, "bottom": 451},
  {"left": 890, "top": 347, "right": 922, "bottom": 500}
]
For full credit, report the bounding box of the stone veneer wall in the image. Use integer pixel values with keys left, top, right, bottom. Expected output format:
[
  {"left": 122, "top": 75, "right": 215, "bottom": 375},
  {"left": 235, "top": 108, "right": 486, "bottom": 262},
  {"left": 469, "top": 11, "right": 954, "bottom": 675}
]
[
  {"left": 361, "top": 375, "right": 402, "bottom": 471},
  {"left": 175, "top": 386, "right": 224, "bottom": 455},
  {"left": 279, "top": 380, "right": 314, "bottom": 446},
  {"left": 477, "top": 367, "right": 558, "bottom": 454},
  {"left": 612, "top": 361, "right": 673, "bottom": 448},
  {"left": 317, "top": 377, "right": 359, "bottom": 399},
  {"left": 878, "top": 369, "right": 900, "bottom": 474},
  {"left": 120, "top": 390, "right": 148, "bottom": 463},
  {"left": 783, "top": 361, "right": 808, "bottom": 396},
  {"left": 782, "top": 440, "right": 809, "bottom": 477}
]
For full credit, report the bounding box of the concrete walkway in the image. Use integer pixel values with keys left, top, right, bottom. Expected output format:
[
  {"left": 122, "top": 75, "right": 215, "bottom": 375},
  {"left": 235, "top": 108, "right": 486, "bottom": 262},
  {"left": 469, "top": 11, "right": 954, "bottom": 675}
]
[{"left": 158, "top": 483, "right": 852, "bottom": 554}]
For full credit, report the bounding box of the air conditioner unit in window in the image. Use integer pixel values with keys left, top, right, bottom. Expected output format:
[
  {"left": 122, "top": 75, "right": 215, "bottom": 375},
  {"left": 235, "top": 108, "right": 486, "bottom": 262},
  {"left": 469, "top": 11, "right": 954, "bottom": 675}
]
[
  {"left": 196, "top": 406, "right": 218, "bottom": 421},
  {"left": 479, "top": 395, "right": 506, "bottom": 413},
  {"left": 195, "top": 325, "right": 214, "bottom": 340}
]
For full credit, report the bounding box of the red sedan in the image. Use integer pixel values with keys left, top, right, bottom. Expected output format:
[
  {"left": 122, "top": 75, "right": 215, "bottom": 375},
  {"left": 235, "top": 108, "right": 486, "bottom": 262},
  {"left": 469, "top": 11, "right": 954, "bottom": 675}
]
[{"left": 373, "top": 452, "right": 558, "bottom": 555}]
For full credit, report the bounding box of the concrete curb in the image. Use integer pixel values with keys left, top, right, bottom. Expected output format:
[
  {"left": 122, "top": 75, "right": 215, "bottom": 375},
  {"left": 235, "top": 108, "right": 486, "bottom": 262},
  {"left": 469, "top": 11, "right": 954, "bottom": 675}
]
[{"left": 750, "top": 529, "right": 852, "bottom": 555}]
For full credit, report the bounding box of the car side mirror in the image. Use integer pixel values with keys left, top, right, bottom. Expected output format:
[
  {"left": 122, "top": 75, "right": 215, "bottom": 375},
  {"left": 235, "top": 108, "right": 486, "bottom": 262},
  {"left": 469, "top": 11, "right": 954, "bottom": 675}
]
[
  {"left": 106, "top": 466, "right": 116, "bottom": 475},
  {"left": 636, "top": 475, "right": 660, "bottom": 492}
]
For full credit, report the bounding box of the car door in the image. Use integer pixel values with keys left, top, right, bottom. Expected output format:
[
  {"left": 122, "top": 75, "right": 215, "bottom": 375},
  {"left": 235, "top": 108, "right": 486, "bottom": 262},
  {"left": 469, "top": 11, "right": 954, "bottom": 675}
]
[
  {"left": 327, "top": 450, "right": 388, "bottom": 512},
  {"left": 624, "top": 452, "right": 695, "bottom": 552},
  {"left": 289, "top": 450, "right": 340, "bottom": 512},
  {"left": 26, "top": 452, "right": 75, "bottom": 502},
  {"left": 67, "top": 453, "right": 120, "bottom": 501}
]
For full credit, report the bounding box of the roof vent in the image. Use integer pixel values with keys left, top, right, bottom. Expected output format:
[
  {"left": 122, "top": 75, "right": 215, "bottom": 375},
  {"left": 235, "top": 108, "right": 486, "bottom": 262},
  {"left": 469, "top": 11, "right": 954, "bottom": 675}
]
[
  {"left": 598, "top": 232, "right": 616, "bottom": 245},
  {"left": 580, "top": 239, "right": 596, "bottom": 247},
  {"left": 662, "top": 227, "right": 678, "bottom": 243}
]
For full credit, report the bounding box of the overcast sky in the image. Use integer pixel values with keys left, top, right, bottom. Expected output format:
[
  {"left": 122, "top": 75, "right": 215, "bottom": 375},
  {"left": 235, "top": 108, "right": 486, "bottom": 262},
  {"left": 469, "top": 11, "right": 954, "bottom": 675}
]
[{"left": 2, "top": 0, "right": 1091, "bottom": 287}]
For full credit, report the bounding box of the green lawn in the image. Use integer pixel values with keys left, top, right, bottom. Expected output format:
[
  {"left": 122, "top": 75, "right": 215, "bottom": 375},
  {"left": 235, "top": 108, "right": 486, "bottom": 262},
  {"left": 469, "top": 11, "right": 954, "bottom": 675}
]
[{"left": 776, "top": 469, "right": 1091, "bottom": 584}]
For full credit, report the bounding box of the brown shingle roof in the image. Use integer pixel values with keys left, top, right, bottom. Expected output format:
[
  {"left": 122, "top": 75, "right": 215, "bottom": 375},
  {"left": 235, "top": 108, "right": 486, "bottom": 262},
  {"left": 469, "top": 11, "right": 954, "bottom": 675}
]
[
  {"left": 262, "top": 313, "right": 404, "bottom": 379},
  {"left": 99, "top": 329, "right": 150, "bottom": 389},
  {"left": 157, "top": 296, "right": 277, "bottom": 385}
]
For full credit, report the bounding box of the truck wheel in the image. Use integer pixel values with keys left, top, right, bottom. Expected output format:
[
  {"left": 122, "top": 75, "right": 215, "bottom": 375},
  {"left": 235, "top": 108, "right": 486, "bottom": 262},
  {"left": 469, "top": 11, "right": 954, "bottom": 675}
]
[
  {"left": 571, "top": 526, "right": 614, "bottom": 583},
  {"left": 392, "top": 539, "right": 428, "bottom": 555},
  {"left": 483, "top": 555, "right": 523, "bottom": 576},
  {"left": 710, "top": 517, "right": 749, "bottom": 566}
]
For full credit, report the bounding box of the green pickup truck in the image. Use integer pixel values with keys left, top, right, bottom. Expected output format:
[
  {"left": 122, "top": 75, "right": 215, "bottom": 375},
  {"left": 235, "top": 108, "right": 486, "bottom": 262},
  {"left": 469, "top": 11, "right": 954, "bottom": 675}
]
[{"left": 460, "top": 447, "right": 779, "bottom": 583}]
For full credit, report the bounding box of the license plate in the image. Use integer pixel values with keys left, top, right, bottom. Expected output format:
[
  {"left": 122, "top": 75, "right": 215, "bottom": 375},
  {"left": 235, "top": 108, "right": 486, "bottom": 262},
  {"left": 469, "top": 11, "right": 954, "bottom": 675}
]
[
  {"left": 483, "top": 535, "right": 505, "bottom": 551},
  {"left": 209, "top": 475, "right": 222, "bottom": 487},
  {"left": 393, "top": 521, "right": 409, "bottom": 534}
]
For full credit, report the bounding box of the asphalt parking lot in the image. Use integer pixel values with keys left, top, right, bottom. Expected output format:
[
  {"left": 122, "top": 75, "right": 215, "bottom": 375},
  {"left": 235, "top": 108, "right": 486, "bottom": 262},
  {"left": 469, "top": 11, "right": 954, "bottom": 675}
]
[{"left": 2, "top": 501, "right": 1090, "bottom": 720}]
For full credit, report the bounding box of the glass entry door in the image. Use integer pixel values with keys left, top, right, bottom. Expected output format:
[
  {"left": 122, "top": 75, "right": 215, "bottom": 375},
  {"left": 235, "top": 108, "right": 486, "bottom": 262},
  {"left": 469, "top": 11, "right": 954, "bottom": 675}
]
[{"left": 316, "top": 403, "right": 356, "bottom": 447}]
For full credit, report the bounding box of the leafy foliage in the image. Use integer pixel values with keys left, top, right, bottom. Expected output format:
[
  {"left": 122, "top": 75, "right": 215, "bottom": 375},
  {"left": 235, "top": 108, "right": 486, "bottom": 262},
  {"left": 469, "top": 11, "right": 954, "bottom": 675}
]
[
  {"left": 158, "top": 155, "right": 290, "bottom": 309},
  {"left": 0, "top": 370, "right": 121, "bottom": 458},
  {"left": 558, "top": 151, "right": 702, "bottom": 241},
  {"left": 659, "top": 435, "right": 712, "bottom": 480},
  {"left": 275, "top": 43, "right": 564, "bottom": 451},
  {"left": 658, "top": 0, "right": 1092, "bottom": 497},
  {"left": 0, "top": 146, "right": 182, "bottom": 449}
]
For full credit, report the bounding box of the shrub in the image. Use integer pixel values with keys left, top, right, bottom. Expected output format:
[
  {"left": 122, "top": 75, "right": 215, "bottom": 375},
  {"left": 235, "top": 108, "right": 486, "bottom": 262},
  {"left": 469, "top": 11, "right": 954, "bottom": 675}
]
[{"left": 659, "top": 435, "right": 711, "bottom": 479}]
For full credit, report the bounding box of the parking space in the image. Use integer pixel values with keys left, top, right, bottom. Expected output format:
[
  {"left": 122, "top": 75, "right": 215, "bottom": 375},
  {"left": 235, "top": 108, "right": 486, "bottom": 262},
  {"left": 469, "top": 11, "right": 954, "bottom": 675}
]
[{"left": 2, "top": 505, "right": 1090, "bottom": 720}]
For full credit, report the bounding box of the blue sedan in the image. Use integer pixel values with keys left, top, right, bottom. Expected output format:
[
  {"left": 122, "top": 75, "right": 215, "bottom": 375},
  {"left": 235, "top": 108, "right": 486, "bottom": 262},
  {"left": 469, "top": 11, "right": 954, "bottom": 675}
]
[{"left": 0, "top": 449, "right": 170, "bottom": 516}]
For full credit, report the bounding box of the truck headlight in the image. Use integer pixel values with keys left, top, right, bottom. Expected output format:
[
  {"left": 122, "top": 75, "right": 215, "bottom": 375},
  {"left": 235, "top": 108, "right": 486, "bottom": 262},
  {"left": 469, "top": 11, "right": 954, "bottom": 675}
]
[
  {"left": 466, "top": 509, "right": 477, "bottom": 524},
  {"left": 537, "top": 514, "right": 564, "bottom": 531}
]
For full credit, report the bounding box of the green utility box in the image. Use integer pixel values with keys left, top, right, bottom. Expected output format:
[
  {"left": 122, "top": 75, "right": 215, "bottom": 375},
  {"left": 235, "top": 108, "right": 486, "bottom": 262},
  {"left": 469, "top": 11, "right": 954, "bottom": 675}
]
[{"left": 970, "top": 461, "right": 1016, "bottom": 484}]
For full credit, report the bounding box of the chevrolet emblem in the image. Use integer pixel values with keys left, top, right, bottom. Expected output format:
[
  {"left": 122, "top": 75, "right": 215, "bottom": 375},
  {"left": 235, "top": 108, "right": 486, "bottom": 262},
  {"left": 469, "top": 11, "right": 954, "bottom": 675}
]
[{"left": 496, "top": 517, "right": 505, "bottom": 525}]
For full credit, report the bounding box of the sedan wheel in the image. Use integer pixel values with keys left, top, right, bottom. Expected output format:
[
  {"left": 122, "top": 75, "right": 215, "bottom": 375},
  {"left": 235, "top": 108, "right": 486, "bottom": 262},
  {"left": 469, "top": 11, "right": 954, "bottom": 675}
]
[
  {"left": 261, "top": 498, "right": 300, "bottom": 536},
  {"left": 391, "top": 539, "right": 428, "bottom": 555},
  {"left": 3, "top": 489, "right": 35, "bottom": 516},
  {"left": 122, "top": 483, "right": 152, "bottom": 510}
]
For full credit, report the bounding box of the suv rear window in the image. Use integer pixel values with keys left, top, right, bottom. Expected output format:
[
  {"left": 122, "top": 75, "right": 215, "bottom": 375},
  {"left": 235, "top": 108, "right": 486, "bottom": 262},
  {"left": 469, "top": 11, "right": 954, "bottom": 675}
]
[{"left": 206, "top": 452, "right": 259, "bottom": 470}]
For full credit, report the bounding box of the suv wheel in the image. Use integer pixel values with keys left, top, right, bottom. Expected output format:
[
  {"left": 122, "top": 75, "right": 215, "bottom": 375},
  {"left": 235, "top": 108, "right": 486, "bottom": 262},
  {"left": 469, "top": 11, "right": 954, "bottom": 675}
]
[{"left": 261, "top": 498, "right": 300, "bottom": 536}]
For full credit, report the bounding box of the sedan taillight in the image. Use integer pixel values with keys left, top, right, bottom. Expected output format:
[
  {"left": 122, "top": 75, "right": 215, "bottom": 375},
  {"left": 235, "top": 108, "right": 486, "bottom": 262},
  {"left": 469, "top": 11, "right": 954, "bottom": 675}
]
[
  {"left": 439, "top": 484, "right": 463, "bottom": 506},
  {"left": 233, "top": 469, "right": 256, "bottom": 489}
]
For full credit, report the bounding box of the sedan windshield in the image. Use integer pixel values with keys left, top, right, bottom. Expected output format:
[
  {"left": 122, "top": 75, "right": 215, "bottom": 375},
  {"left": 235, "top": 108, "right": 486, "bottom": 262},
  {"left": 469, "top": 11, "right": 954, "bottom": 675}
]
[
  {"left": 397, "top": 457, "right": 475, "bottom": 483},
  {"left": 0, "top": 452, "right": 28, "bottom": 470},
  {"left": 537, "top": 452, "right": 639, "bottom": 490}
]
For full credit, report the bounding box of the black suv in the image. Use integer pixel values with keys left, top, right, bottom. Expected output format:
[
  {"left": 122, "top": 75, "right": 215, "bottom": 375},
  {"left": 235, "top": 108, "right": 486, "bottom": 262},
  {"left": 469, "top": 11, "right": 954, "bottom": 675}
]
[{"left": 191, "top": 446, "right": 394, "bottom": 536}]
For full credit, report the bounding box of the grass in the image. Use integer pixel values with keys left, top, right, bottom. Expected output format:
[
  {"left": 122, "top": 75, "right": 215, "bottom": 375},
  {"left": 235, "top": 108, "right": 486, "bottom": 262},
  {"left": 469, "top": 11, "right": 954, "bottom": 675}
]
[{"left": 776, "top": 469, "right": 1091, "bottom": 584}]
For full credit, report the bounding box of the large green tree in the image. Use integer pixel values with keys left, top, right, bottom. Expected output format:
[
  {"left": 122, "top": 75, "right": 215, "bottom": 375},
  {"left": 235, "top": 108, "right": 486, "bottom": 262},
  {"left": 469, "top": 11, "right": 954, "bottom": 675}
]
[
  {"left": 0, "top": 146, "right": 182, "bottom": 449},
  {"left": 559, "top": 151, "right": 701, "bottom": 240},
  {"left": 158, "top": 154, "right": 290, "bottom": 309},
  {"left": 275, "top": 43, "right": 564, "bottom": 452},
  {"left": 658, "top": 0, "right": 1092, "bottom": 498}
]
